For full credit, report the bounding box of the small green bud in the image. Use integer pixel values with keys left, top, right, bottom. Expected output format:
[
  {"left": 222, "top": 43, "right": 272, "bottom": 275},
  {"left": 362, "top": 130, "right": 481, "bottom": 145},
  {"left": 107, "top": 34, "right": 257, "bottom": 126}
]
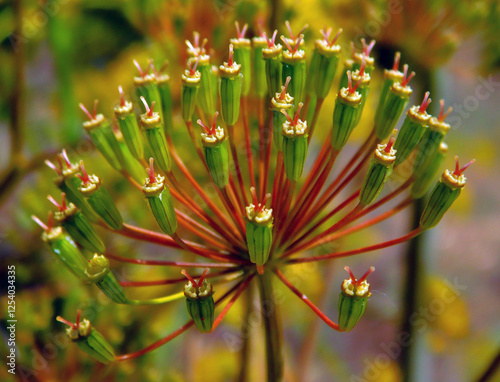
[
  {"left": 133, "top": 60, "right": 164, "bottom": 122},
  {"left": 142, "top": 158, "right": 178, "bottom": 235},
  {"left": 374, "top": 52, "right": 404, "bottom": 128},
  {"left": 231, "top": 22, "right": 252, "bottom": 96},
  {"left": 262, "top": 31, "right": 283, "bottom": 98},
  {"left": 182, "top": 269, "right": 215, "bottom": 333},
  {"left": 374, "top": 65, "right": 414, "bottom": 141},
  {"left": 360, "top": 139, "right": 396, "bottom": 206},
  {"left": 198, "top": 112, "right": 230, "bottom": 189},
  {"left": 140, "top": 97, "right": 172, "bottom": 173},
  {"left": 78, "top": 162, "right": 123, "bottom": 230},
  {"left": 115, "top": 86, "right": 144, "bottom": 161},
  {"left": 420, "top": 157, "right": 474, "bottom": 230},
  {"left": 412, "top": 100, "right": 452, "bottom": 179},
  {"left": 80, "top": 102, "right": 122, "bottom": 171},
  {"left": 338, "top": 266, "right": 375, "bottom": 332},
  {"left": 351, "top": 60, "right": 371, "bottom": 125},
  {"left": 34, "top": 213, "right": 89, "bottom": 281},
  {"left": 188, "top": 54, "right": 216, "bottom": 118},
  {"left": 50, "top": 194, "right": 105, "bottom": 254},
  {"left": 252, "top": 35, "right": 268, "bottom": 98},
  {"left": 410, "top": 142, "right": 448, "bottom": 199},
  {"left": 219, "top": 45, "right": 242, "bottom": 126},
  {"left": 57, "top": 311, "right": 115, "bottom": 364},
  {"left": 181, "top": 60, "right": 201, "bottom": 122},
  {"left": 331, "top": 73, "right": 362, "bottom": 152},
  {"left": 245, "top": 188, "right": 273, "bottom": 269},
  {"left": 338, "top": 59, "right": 354, "bottom": 91},
  {"left": 394, "top": 92, "right": 432, "bottom": 166},
  {"left": 281, "top": 35, "right": 307, "bottom": 105},
  {"left": 282, "top": 103, "right": 308, "bottom": 181},
  {"left": 156, "top": 69, "right": 174, "bottom": 132},
  {"left": 271, "top": 76, "right": 294, "bottom": 151},
  {"left": 312, "top": 28, "right": 342, "bottom": 99},
  {"left": 115, "top": 129, "right": 147, "bottom": 184},
  {"left": 86, "top": 254, "right": 129, "bottom": 304}
]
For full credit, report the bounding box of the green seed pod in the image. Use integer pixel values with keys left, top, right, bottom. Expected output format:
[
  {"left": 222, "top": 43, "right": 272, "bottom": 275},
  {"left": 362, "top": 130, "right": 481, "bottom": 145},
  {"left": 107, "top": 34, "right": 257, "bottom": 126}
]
[
  {"left": 35, "top": 215, "right": 89, "bottom": 281},
  {"left": 306, "top": 48, "right": 321, "bottom": 97},
  {"left": 338, "top": 59, "right": 354, "bottom": 91},
  {"left": 139, "top": 98, "right": 172, "bottom": 173},
  {"left": 231, "top": 23, "right": 251, "bottom": 96},
  {"left": 252, "top": 35, "right": 268, "bottom": 98},
  {"left": 133, "top": 61, "right": 163, "bottom": 123},
  {"left": 281, "top": 42, "right": 306, "bottom": 105},
  {"left": 410, "top": 143, "right": 448, "bottom": 199},
  {"left": 219, "top": 45, "right": 242, "bottom": 126},
  {"left": 85, "top": 254, "right": 128, "bottom": 304},
  {"left": 420, "top": 158, "right": 473, "bottom": 230},
  {"left": 282, "top": 105, "right": 309, "bottom": 181},
  {"left": 245, "top": 189, "right": 273, "bottom": 267},
  {"left": 51, "top": 194, "right": 105, "bottom": 254},
  {"left": 270, "top": 76, "right": 294, "bottom": 151},
  {"left": 181, "top": 62, "right": 201, "bottom": 122},
  {"left": 142, "top": 159, "right": 178, "bottom": 235},
  {"left": 80, "top": 104, "right": 122, "bottom": 171},
  {"left": 331, "top": 77, "right": 362, "bottom": 152},
  {"left": 351, "top": 38, "right": 376, "bottom": 74},
  {"left": 262, "top": 33, "right": 283, "bottom": 97},
  {"left": 412, "top": 100, "right": 452, "bottom": 179},
  {"left": 374, "top": 52, "right": 404, "bottom": 128},
  {"left": 313, "top": 28, "right": 342, "bottom": 99},
  {"left": 114, "top": 88, "right": 144, "bottom": 161},
  {"left": 47, "top": 152, "right": 99, "bottom": 222},
  {"left": 182, "top": 269, "right": 215, "bottom": 333},
  {"left": 188, "top": 55, "right": 215, "bottom": 118},
  {"left": 360, "top": 140, "right": 396, "bottom": 206},
  {"left": 157, "top": 72, "right": 174, "bottom": 132},
  {"left": 198, "top": 113, "right": 230, "bottom": 188},
  {"left": 78, "top": 165, "right": 123, "bottom": 230},
  {"left": 374, "top": 80, "right": 413, "bottom": 141},
  {"left": 57, "top": 312, "right": 115, "bottom": 364},
  {"left": 394, "top": 92, "right": 432, "bottom": 166},
  {"left": 351, "top": 64, "right": 371, "bottom": 125},
  {"left": 115, "top": 129, "right": 147, "bottom": 184},
  {"left": 338, "top": 266, "right": 375, "bottom": 332}
]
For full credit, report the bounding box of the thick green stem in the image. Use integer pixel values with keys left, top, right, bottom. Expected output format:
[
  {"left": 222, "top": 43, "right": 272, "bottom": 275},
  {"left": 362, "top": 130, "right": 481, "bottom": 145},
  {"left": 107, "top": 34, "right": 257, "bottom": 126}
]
[
  {"left": 258, "top": 270, "right": 284, "bottom": 382},
  {"left": 236, "top": 286, "right": 254, "bottom": 382}
]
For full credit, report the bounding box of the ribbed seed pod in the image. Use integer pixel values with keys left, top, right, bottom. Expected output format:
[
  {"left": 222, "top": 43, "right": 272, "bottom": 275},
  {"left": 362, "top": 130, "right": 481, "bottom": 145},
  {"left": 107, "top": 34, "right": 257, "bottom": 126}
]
[
  {"left": 351, "top": 67, "right": 371, "bottom": 125},
  {"left": 252, "top": 36, "right": 268, "bottom": 98},
  {"left": 85, "top": 254, "right": 128, "bottom": 304},
  {"left": 374, "top": 52, "right": 404, "bottom": 127},
  {"left": 313, "top": 29, "right": 342, "bottom": 99},
  {"left": 142, "top": 159, "right": 178, "bottom": 235},
  {"left": 262, "top": 40, "right": 283, "bottom": 98},
  {"left": 331, "top": 83, "right": 362, "bottom": 152},
  {"left": 231, "top": 31, "right": 251, "bottom": 96},
  {"left": 281, "top": 47, "right": 306, "bottom": 105},
  {"left": 420, "top": 158, "right": 473, "bottom": 229},
  {"left": 181, "top": 64, "right": 201, "bottom": 122},
  {"left": 183, "top": 270, "right": 215, "bottom": 333},
  {"left": 189, "top": 55, "right": 215, "bottom": 117},
  {"left": 134, "top": 70, "right": 163, "bottom": 123},
  {"left": 53, "top": 199, "right": 105, "bottom": 254},
  {"left": 219, "top": 45, "right": 242, "bottom": 126},
  {"left": 360, "top": 140, "right": 396, "bottom": 206},
  {"left": 282, "top": 105, "right": 308, "bottom": 181},
  {"left": 81, "top": 112, "right": 123, "bottom": 171},
  {"left": 412, "top": 102, "right": 452, "bottom": 179},
  {"left": 199, "top": 114, "right": 229, "bottom": 188},
  {"left": 374, "top": 80, "right": 413, "bottom": 141},
  {"left": 139, "top": 100, "right": 171, "bottom": 174},
  {"left": 338, "top": 266, "right": 375, "bottom": 332},
  {"left": 58, "top": 313, "right": 115, "bottom": 364},
  {"left": 115, "top": 129, "right": 146, "bottom": 184},
  {"left": 40, "top": 223, "right": 89, "bottom": 281},
  {"left": 78, "top": 168, "right": 123, "bottom": 230},
  {"left": 114, "top": 92, "right": 144, "bottom": 162},
  {"left": 245, "top": 191, "right": 273, "bottom": 267},
  {"left": 157, "top": 72, "right": 174, "bottom": 132},
  {"left": 394, "top": 96, "right": 432, "bottom": 166},
  {"left": 410, "top": 143, "right": 448, "bottom": 199},
  {"left": 270, "top": 77, "right": 294, "bottom": 152}
]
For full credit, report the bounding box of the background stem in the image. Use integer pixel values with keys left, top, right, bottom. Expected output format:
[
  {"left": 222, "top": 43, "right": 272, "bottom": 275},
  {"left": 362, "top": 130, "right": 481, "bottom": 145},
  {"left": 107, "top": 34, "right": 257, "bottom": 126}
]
[
  {"left": 236, "top": 285, "right": 254, "bottom": 382},
  {"left": 258, "top": 270, "right": 284, "bottom": 382}
]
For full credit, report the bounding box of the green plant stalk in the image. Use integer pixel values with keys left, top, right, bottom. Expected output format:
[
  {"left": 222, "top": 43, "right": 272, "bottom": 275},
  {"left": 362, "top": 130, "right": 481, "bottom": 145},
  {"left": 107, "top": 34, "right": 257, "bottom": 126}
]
[{"left": 258, "top": 270, "right": 283, "bottom": 382}]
